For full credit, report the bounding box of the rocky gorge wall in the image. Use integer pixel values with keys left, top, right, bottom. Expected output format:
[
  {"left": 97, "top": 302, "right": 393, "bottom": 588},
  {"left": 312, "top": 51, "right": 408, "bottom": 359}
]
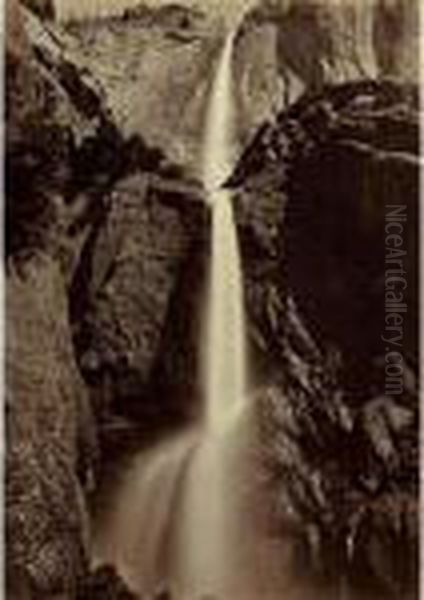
[
  {"left": 5, "top": 0, "right": 420, "bottom": 598},
  {"left": 231, "top": 79, "right": 419, "bottom": 599},
  {"left": 6, "top": 1, "right": 206, "bottom": 596}
]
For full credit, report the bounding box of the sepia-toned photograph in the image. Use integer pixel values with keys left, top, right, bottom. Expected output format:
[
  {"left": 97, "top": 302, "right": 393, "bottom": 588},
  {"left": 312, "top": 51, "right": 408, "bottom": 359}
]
[{"left": 4, "top": 0, "right": 420, "bottom": 598}]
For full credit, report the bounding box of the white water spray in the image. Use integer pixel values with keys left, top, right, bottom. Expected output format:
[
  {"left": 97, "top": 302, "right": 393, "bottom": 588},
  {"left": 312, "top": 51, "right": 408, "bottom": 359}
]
[
  {"left": 170, "top": 30, "right": 249, "bottom": 598},
  {"left": 203, "top": 31, "right": 247, "bottom": 433}
]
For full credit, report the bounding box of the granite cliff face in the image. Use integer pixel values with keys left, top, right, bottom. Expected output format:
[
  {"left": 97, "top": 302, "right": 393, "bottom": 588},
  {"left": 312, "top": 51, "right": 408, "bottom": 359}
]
[
  {"left": 56, "top": 0, "right": 419, "bottom": 166},
  {"left": 241, "top": 0, "right": 418, "bottom": 87}
]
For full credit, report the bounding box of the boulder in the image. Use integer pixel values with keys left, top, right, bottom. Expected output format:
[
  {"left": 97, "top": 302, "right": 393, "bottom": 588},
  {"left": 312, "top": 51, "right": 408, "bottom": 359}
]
[{"left": 78, "top": 565, "right": 139, "bottom": 600}]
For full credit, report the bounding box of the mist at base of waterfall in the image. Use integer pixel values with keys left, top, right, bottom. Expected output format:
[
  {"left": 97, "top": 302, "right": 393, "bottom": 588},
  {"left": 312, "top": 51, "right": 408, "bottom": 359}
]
[
  {"left": 170, "top": 417, "right": 252, "bottom": 598},
  {"left": 91, "top": 414, "right": 318, "bottom": 600}
]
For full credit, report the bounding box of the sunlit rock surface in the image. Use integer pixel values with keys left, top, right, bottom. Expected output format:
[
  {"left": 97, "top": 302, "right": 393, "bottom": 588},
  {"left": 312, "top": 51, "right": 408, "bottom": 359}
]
[
  {"left": 240, "top": 0, "right": 418, "bottom": 90},
  {"left": 61, "top": 6, "right": 219, "bottom": 174},
  {"left": 50, "top": 0, "right": 419, "bottom": 175},
  {"left": 5, "top": 253, "right": 94, "bottom": 597}
]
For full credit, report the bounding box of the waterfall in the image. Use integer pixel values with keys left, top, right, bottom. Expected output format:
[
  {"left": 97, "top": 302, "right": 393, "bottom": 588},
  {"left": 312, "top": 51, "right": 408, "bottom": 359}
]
[
  {"left": 92, "top": 30, "right": 253, "bottom": 600},
  {"left": 203, "top": 31, "right": 247, "bottom": 433},
  {"left": 169, "top": 30, "right": 250, "bottom": 598}
]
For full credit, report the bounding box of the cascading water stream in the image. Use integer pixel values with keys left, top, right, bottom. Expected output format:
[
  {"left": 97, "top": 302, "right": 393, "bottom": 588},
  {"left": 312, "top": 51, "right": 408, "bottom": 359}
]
[
  {"left": 169, "top": 30, "right": 251, "bottom": 598},
  {"left": 92, "top": 29, "right": 257, "bottom": 600},
  {"left": 203, "top": 30, "right": 247, "bottom": 434}
]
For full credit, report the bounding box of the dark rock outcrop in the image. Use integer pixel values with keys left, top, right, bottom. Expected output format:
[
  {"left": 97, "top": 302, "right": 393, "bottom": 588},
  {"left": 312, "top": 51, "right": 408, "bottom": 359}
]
[
  {"left": 230, "top": 80, "right": 419, "bottom": 598},
  {"left": 21, "top": 0, "right": 55, "bottom": 21},
  {"left": 78, "top": 565, "right": 139, "bottom": 600},
  {"left": 72, "top": 172, "right": 207, "bottom": 432}
]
